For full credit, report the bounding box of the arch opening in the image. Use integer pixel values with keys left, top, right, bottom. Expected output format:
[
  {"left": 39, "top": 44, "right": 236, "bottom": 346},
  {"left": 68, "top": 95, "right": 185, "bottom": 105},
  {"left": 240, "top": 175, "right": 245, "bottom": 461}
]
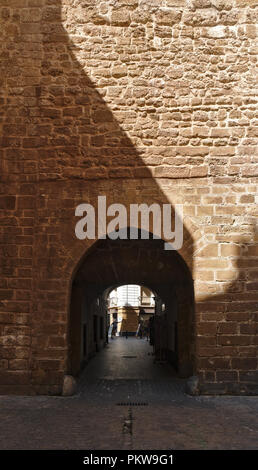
[
  {"left": 107, "top": 284, "right": 156, "bottom": 338},
  {"left": 68, "top": 232, "right": 195, "bottom": 381}
]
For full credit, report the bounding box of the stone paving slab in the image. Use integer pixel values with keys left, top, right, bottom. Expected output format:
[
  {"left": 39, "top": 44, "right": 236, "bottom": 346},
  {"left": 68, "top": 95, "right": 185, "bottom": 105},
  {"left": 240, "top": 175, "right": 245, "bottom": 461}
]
[
  {"left": 0, "top": 339, "right": 257, "bottom": 450},
  {"left": 0, "top": 392, "right": 257, "bottom": 450},
  {"left": 132, "top": 398, "right": 258, "bottom": 450},
  {"left": 78, "top": 378, "right": 187, "bottom": 404}
]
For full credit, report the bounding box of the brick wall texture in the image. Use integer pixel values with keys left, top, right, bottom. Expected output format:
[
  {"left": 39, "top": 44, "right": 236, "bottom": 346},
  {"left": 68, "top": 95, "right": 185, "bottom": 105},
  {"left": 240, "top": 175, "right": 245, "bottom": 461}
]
[{"left": 0, "top": 0, "right": 257, "bottom": 394}]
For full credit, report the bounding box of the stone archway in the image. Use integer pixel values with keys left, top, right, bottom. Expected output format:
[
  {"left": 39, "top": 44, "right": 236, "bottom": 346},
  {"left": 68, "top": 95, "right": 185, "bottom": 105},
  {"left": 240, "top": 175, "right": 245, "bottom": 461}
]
[{"left": 68, "top": 233, "right": 195, "bottom": 381}]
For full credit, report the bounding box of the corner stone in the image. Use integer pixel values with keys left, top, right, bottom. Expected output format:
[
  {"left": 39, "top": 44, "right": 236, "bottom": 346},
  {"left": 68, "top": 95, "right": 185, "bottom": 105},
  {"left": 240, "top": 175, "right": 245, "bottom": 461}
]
[
  {"left": 186, "top": 376, "right": 200, "bottom": 396},
  {"left": 62, "top": 375, "right": 77, "bottom": 397}
]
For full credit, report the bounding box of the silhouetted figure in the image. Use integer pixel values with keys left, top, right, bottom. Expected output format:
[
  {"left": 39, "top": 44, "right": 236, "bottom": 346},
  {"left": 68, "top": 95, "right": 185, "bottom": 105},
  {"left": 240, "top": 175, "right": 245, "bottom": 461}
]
[
  {"left": 145, "top": 324, "right": 150, "bottom": 341},
  {"left": 111, "top": 320, "right": 121, "bottom": 339}
]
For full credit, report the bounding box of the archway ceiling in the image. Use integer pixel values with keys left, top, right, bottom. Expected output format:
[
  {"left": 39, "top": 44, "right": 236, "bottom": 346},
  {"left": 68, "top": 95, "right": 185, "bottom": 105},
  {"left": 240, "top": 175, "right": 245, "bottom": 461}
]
[{"left": 75, "top": 238, "right": 191, "bottom": 290}]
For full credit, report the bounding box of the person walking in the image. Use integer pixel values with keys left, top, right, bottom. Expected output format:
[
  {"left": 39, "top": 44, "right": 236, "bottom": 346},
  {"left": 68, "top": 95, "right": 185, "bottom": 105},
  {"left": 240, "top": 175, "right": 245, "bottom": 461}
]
[{"left": 111, "top": 319, "right": 121, "bottom": 339}]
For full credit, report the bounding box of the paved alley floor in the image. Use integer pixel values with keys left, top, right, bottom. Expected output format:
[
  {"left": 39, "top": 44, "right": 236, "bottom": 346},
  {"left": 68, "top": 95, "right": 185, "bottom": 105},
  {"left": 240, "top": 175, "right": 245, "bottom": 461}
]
[{"left": 0, "top": 337, "right": 257, "bottom": 450}]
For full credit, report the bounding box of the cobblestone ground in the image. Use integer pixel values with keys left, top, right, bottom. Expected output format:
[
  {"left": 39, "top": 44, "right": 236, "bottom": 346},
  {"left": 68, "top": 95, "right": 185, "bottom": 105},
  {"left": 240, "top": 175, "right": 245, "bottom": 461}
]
[{"left": 0, "top": 338, "right": 257, "bottom": 450}]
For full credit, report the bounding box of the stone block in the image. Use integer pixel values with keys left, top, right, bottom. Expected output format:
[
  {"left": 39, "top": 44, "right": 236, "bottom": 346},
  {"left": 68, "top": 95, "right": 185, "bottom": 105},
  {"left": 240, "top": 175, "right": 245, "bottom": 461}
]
[{"left": 62, "top": 375, "right": 77, "bottom": 396}]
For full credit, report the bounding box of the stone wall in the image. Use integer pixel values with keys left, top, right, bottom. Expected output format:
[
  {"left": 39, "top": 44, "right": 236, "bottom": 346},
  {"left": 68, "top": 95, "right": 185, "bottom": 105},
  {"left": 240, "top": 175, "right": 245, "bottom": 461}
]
[{"left": 0, "top": 0, "right": 257, "bottom": 394}]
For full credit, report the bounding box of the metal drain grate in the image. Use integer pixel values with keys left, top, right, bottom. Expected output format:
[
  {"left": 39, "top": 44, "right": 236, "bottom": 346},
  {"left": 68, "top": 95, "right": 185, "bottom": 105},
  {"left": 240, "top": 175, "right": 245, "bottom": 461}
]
[{"left": 116, "top": 402, "right": 148, "bottom": 406}]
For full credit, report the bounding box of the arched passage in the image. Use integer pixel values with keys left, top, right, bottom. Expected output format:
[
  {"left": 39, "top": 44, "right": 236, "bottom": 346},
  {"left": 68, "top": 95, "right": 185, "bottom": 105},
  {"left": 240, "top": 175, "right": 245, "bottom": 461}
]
[{"left": 68, "top": 231, "right": 195, "bottom": 381}]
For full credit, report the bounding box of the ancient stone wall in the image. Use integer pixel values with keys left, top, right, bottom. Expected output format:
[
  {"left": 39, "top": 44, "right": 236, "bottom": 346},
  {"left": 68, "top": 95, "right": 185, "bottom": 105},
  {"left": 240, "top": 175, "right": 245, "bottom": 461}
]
[{"left": 0, "top": 0, "right": 257, "bottom": 394}]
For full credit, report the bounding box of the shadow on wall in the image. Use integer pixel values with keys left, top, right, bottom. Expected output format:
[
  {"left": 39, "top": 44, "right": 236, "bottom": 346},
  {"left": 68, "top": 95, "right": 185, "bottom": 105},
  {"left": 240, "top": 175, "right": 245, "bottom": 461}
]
[
  {"left": 1, "top": 0, "right": 195, "bottom": 262},
  {"left": 0, "top": 0, "right": 196, "bottom": 393},
  {"left": 197, "top": 228, "right": 258, "bottom": 394},
  {"left": 0, "top": 0, "right": 257, "bottom": 394}
]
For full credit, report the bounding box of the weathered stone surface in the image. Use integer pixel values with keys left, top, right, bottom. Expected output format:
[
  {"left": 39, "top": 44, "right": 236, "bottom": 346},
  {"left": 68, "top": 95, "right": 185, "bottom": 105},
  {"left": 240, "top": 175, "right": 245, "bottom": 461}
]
[
  {"left": 186, "top": 376, "right": 200, "bottom": 396},
  {"left": 62, "top": 375, "right": 77, "bottom": 397},
  {"left": 110, "top": 9, "right": 131, "bottom": 26},
  {"left": 155, "top": 9, "right": 182, "bottom": 25}
]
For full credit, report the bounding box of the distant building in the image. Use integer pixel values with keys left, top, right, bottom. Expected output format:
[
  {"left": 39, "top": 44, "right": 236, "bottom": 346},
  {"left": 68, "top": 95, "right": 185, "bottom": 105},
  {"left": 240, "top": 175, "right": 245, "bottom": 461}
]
[{"left": 108, "top": 285, "right": 155, "bottom": 336}]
